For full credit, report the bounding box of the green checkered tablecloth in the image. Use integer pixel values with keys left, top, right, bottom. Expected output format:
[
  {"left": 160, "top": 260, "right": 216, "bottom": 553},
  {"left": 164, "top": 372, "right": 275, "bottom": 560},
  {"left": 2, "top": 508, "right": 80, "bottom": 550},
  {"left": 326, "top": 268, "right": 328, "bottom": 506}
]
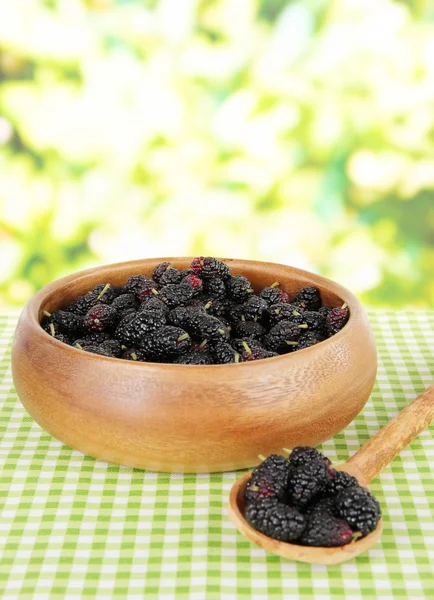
[{"left": 1, "top": 311, "right": 434, "bottom": 599}]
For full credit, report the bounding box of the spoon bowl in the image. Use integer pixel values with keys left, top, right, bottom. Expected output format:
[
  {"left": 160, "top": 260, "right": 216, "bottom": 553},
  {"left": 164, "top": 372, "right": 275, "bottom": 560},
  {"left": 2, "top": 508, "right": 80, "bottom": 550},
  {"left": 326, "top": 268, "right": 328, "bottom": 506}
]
[
  {"left": 228, "top": 385, "right": 434, "bottom": 564},
  {"left": 228, "top": 470, "right": 383, "bottom": 565}
]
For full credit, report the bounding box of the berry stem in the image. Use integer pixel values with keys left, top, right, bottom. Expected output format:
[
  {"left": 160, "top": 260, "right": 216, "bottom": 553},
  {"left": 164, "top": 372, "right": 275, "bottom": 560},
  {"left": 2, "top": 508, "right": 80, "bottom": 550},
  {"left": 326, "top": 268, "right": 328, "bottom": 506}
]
[
  {"left": 282, "top": 448, "right": 292, "bottom": 455},
  {"left": 97, "top": 283, "right": 111, "bottom": 300},
  {"left": 177, "top": 333, "right": 190, "bottom": 342},
  {"left": 292, "top": 310, "right": 301, "bottom": 316},
  {"left": 342, "top": 302, "right": 348, "bottom": 309},
  {"left": 241, "top": 315, "right": 245, "bottom": 321},
  {"left": 270, "top": 282, "right": 280, "bottom": 288},
  {"left": 285, "top": 341, "right": 299, "bottom": 346},
  {"left": 49, "top": 323, "right": 55, "bottom": 337},
  {"left": 217, "top": 328, "right": 225, "bottom": 334},
  {"left": 234, "top": 353, "right": 240, "bottom": 363},
  {"left": 199, "top": 339, "right": 207, "bottom": 348},
  {"left": 42, "top": 310, "right": 51, "bottom": 317},
  {"left": 152, "top": 288, "right": 159, "bottom": 295},
  {"left": 131, "top": 352, "right": 137, "bottom": 361},
  {"left": 75, "top": 343, "right": 83, "bottom": 350},
  {"left": 241, "top": 341, "right": 252, "bottom": 355},
  {"left": 247, "top": 288, "right": 254, "bottom": 293},
  {"left": 204, "top": 301, "right": 212, "bottom": 310},
  {"left": 299, "top": 324, "right": 308, "bottom": 329},
  {"left": 258, "top": 454, "right": 266, "bottom": 461}
]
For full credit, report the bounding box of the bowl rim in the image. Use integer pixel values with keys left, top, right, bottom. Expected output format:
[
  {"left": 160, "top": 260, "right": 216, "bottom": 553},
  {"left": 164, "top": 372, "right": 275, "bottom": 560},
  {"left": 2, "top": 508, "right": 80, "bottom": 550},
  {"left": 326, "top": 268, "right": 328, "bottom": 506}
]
[{"left": 20, "top": 257, "right": 365, "bottom": 370}]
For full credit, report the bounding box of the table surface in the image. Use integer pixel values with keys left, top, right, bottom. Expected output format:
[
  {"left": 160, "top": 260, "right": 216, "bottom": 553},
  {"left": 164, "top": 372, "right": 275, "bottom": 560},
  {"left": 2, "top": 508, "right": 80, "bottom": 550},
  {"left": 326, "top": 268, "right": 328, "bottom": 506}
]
[{"left": 1, "top": 311, "right": 434, "bottom": 599}]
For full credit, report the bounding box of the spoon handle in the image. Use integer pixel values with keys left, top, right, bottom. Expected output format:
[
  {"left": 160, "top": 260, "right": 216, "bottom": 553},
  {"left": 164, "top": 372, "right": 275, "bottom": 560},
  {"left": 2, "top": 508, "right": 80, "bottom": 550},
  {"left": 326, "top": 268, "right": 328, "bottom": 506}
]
[{"left": 346, "top": 384, "right": 434, "bottom": 484}]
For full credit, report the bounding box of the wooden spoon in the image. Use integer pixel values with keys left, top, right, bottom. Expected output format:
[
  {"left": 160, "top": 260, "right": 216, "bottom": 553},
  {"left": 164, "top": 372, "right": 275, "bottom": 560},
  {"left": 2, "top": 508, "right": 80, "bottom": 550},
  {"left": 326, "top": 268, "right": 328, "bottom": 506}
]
[{"left": 228, "top": 384, "right": 434, "bottom": 564}]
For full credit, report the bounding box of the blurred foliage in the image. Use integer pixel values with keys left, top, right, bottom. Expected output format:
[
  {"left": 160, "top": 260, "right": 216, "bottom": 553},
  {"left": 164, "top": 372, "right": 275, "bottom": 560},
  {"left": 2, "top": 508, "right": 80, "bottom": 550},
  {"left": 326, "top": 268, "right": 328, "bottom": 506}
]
[{"left": 0, "top": 0, "right": 433, "bottom": 308}]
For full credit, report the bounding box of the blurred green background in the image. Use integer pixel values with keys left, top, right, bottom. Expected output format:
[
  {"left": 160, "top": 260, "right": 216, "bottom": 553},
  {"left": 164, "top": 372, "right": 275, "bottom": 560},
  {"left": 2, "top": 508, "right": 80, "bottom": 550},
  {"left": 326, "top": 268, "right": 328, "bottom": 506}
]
[{"left": 0, "top": 0, "right": 433, "bottom": 309}]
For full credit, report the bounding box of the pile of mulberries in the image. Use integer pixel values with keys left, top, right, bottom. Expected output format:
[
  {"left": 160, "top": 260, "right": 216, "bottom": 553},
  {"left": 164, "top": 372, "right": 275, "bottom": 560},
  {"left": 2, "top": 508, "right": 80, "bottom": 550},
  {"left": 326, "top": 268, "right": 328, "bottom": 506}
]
[
  {"left": 40, "top": 257, "right": 350, "bottom": 364},
  {"left": 244, "top": 447, "right": 381, "bottom": 546}
]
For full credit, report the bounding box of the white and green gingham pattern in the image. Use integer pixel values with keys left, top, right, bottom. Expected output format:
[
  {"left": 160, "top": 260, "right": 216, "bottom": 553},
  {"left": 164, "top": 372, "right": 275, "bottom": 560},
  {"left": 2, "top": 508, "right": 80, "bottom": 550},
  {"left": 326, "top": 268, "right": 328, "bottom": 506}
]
[{"left": 1, "top": 312, "right": 434, "bottom": 599}]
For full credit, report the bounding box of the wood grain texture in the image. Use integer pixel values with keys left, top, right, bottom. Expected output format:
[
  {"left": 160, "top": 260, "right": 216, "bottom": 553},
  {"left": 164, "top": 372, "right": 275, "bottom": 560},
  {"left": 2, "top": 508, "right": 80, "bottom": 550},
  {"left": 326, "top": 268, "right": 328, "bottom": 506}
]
[
  {"left": 345, "top": 384, "right": 434, "bottom": 484},
  {"left": 11, "top": 257, "right": 377, "bottom": 473},
  {"left": 228, "top": 385, "right": 434, "bottom": 563},
  {"left": 228, "top": 472, "right": 383, "bottom": 565}
]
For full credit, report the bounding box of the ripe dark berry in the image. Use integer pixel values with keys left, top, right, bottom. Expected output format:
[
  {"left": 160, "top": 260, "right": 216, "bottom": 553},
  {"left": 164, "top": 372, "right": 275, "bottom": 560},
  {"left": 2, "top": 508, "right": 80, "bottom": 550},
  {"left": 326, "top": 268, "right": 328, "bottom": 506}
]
[
  {"left": 73, "top": 332, "right": 111, "bottom": 346},
  {"left": 226, "top": 275, "right": 254, "bottom": 303},
  {"left": 301, "top": 311, "right": 326, "bottom": 335},
  {"left": 168, "top": 306, "right": 190, "bottom": 328},
  {"left": 152, "top": 262, "right": 172, "bottom": 283},
  {"left": 319, "top": 306, "right": 332, "bottom": 318},
  {"left": 167, "top": 305, "right": 204, "bottom": 329},
  {"left": 291, "top": 286, "right": 322, "bottom": 311},
  {"left": 299, "top": 511, "right": 353, "bottom": 547},
  {"left": 179, "top": 268, "right": 194, "bottom": 279},
  {"left": 288, "top": 460, "right": 331, "bottom": 509},
  {"left": 203, "top": 278, "right": 226, "bottom": 299},
  {"left": 191, "top": 256, "right": 231, "bottom": 280},
  {"left": 141, "top": 326, "right": 191, "bottom": 360},
  {"left": 50, "top": 311, "right": 84, "bottom": 336},
  {"left": 326, "top": 305, "right": 350, "bottom": 336},
  {"left": 335, "top": 486, "right": 381, "bottom": 535},
  {"left": 114, "top": 310, "right": 166, "bottom": 346},
  {"left": 289, "top": 447, "right": 331, "bottom": 469},
  {"left": 202, "top": 296, "right": 227, "bottom": 318},
  {"left": 224, "top": 298, "right": 242, "bottom": 322},
  {"left": 83, "top": 304, "right": 118, "bottom": 332},
  {"left": 304, "top": 496, "right": 337, "bottom": 518},
  {"left": 173, "top": 352, "right": 213, "bottom": 365},
  {"left": 231, "top": 337, "right": 262, "bottom": 354},
  {"left": 265, "top": 303, "right": 304, "bottom": 327},
  {"left": 65, "top": 284, "right": 120, "bottom": 315},
  {"left": 98, "top": 339, "right": 122, "bottom": 357},
  {"left": 75, "top": 339, "right": 122, "bottom": 358},
  {"left": 241, "top": 343, "right": 278, "bottom": 361},
  {"left": 263, "top": 321, "right": 302, "bottom": 353},
  {"left": 160, "top": 283, "right": 194, "bottom": 308},
  {"left": 182, "top": 274, "right": 204, "bottom": 296},
  {"left": 43, "top": 320, "right": 72, "bottom": 344},
  {"left": 92, "top": 284, "right": 125, "bottom": 304},
  {"left": 244, "top": 471, "right": 288, "bottom": 503},
  {"left": 111, "top": 293, "right": 138, "bottom": 310},
  {"left": 159, "top": 267, "right": 182, "bottom": 286},
  {"left": 121, "top": 347, "right": 147, "bottom": 361},
  {"left": 245, "top": 498, "right": 305, "bottom": 542},
  {"left": 325, "top": 470, "right": 360, "bottom": 497},
  {"left": 245, "top": 454, "right": 292, "bottom": 503},
  {"left": 211, "top": 342, "right": 240, "bottom": 364},
  {"left": 260, "top": 283, "right": 290, "bottom": 305},
  {"left": 233, "top": 320, "right": 266, "bottom": 341},
  {"left": 188, "top": 314, "right": 230, "bottom": 346},
  {"left": 239, "top": 295, "right": 268, "bottom": 322},
  {"left": 296, "top": 332, "right": 325, "bottom": 350},
  {"left": 254, "top": 454, "right": 292, "bottom": 479},
  {"left": 138, "top": 296, "right": 169, "bottom": 317},
  {"left": 136, "top": 282, "right": 160, "bottom": 302},
  {"left": 126, "top": 275, "right": 156, "bottom": 297},
  {"left": 65, "top": 292, "right": 98, "bottom": 315}
]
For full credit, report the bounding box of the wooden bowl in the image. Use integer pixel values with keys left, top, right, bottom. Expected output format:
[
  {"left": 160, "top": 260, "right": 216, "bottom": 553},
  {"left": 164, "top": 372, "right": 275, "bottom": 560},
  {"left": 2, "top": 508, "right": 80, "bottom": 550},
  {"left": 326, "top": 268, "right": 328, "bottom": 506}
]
[{"left": 11, "top": 258, "right": 377, "bottom": 473}]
